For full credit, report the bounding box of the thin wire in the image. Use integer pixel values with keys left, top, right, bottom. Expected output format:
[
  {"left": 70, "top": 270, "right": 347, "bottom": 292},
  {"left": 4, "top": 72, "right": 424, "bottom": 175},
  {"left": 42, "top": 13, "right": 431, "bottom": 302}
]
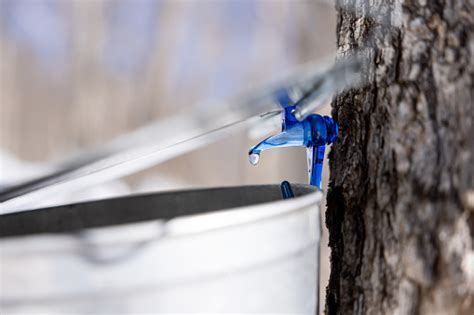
[{"left": 0, "top": 57, "right": 362, "bottom": 214}]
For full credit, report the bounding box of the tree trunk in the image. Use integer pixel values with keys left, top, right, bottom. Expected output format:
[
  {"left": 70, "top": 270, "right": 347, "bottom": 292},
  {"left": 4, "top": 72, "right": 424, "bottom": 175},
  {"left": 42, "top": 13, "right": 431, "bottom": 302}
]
[{"left": 326, "top": 1, "right": 474, "bottom": 314}]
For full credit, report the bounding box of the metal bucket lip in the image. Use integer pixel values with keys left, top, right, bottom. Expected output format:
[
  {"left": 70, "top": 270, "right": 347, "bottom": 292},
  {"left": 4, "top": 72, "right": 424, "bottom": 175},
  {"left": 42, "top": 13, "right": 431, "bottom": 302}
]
[
  {"left": 0, "top": 184, "right": 322, "bottom": 239},
  {"left": 163, "top": 184, "right": 322, "bottom": 237}
]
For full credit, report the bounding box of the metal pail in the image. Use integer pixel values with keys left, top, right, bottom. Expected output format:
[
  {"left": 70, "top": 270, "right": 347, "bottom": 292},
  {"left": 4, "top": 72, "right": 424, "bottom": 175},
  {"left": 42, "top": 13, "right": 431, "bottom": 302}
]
[{"left": 0, "top": 184, "right": 322, "bottom": 314}]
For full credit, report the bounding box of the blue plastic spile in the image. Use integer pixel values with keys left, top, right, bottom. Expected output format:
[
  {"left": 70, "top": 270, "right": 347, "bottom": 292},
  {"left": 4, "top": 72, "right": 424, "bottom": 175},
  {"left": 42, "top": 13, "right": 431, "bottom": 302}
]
[{"left": 248, "top": 95, "right": 338, "bottom": 189}]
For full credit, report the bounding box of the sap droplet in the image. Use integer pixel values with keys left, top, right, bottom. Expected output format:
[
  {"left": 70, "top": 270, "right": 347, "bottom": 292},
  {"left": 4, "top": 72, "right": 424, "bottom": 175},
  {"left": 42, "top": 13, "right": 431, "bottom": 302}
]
[{"left": 249, "top": 153, "right": 260, "bottom": 165}]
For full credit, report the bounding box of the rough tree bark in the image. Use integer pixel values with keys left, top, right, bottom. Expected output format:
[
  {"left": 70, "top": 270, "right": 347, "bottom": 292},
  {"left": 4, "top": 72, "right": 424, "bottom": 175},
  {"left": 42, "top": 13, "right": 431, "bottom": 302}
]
[{"left": 326, "top": 1, "right": 473, "bottom": 314}]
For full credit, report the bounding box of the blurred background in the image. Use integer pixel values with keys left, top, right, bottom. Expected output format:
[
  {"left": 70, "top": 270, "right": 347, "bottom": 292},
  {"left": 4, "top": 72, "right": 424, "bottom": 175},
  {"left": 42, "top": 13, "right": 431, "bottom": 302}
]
[{"left": 0, "top": 0, "right": 336, "bottom": 310}]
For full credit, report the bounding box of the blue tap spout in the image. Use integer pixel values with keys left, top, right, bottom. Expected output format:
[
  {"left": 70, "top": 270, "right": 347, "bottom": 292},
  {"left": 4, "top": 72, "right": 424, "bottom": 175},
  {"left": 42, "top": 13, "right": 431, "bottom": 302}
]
[
  {"left": 248, "top": 103, "right": 338, "bottom": 189},
  {"left": 248, "top": 124, "right": 306, "bottom": 158}
]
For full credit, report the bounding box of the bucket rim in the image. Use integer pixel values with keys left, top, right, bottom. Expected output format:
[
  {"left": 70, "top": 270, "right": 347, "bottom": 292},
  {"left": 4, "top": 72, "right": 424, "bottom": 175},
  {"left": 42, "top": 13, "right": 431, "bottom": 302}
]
[{"left": 0, "top": 184, "right": 323, "bottom": 238}]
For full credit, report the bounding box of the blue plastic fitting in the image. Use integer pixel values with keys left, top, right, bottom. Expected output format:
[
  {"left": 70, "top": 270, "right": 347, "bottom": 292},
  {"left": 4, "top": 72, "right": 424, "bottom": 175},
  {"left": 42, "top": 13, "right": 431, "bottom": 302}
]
[
  {"left": 280, "top": 180, "right": 295, "bottom": 199},
  {"left": 248, "top": 91, "right": 338, "bottom": 189}
]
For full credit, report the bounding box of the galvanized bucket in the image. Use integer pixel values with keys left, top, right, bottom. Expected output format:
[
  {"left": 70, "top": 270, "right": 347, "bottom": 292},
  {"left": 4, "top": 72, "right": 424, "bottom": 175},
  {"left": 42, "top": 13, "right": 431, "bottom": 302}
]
[{"left": 0, "top": 184, "right": 322, "bottom": 314}]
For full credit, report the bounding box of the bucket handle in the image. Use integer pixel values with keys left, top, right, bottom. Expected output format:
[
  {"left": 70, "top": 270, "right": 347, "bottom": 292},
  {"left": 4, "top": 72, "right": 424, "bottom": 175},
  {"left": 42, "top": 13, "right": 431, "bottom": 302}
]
[{"left": 75, "top": 226, "right": 164, "bottom": 265}]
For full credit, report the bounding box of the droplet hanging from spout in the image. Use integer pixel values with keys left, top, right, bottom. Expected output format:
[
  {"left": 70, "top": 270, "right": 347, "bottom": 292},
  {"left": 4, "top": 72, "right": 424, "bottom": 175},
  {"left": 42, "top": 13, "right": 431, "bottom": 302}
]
[
  {"left": 247, "top": 107, "right": 338, "bottom": 188},
  {"left": 248, "top": 153, "right": 260, "bottom": 165}
]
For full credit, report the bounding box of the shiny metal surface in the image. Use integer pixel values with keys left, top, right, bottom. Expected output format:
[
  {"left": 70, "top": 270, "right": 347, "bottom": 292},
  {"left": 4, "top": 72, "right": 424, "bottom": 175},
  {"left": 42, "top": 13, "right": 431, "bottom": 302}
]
[{"left": 0, "top": 184, "right": 322, "bottom": 314}]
